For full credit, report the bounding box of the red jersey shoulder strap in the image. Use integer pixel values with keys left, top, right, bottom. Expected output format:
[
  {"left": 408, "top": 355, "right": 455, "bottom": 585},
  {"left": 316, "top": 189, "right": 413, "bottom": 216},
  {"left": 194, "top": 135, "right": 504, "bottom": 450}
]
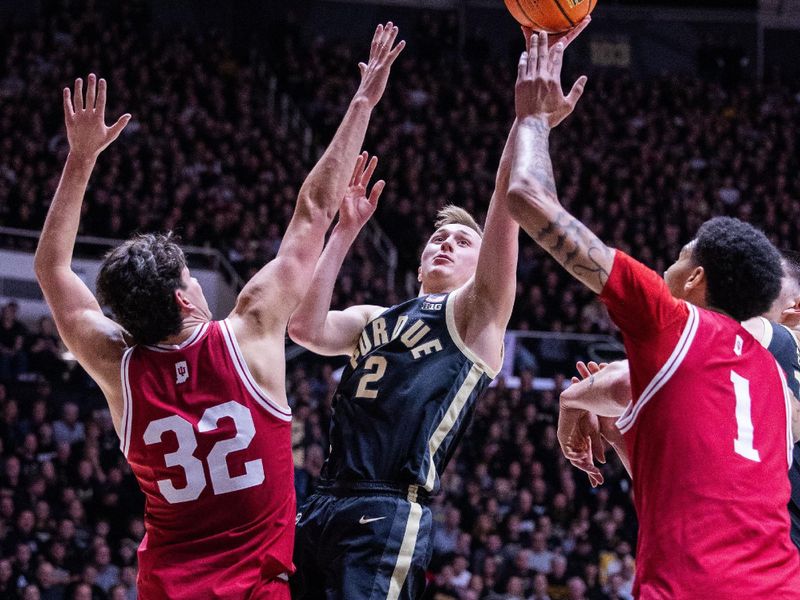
[{"left": 617, "top": 303, "right": 700, "bottom": 434}]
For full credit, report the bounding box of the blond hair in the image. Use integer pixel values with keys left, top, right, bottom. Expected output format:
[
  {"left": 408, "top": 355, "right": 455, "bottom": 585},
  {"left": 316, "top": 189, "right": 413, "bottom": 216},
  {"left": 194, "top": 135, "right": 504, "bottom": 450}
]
[{"left": 434, "top": 205, "right": 483, "bottom": 238}]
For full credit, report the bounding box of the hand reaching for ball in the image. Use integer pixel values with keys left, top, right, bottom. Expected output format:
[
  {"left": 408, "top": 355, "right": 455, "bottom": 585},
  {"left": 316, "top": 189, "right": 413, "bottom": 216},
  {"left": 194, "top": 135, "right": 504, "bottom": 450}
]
[{"left": 514, "top": 30, "right": 588, "bottom": 129}]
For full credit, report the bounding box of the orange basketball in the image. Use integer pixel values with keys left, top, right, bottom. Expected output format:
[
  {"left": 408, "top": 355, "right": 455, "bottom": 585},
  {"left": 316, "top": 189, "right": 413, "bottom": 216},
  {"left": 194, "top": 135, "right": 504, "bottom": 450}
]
[{"left": 503, "top": 0, "right": 597, "bottom": 34}]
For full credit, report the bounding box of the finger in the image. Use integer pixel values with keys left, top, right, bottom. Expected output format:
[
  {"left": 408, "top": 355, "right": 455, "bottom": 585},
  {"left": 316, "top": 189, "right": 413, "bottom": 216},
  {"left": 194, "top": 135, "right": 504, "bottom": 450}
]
[
  {"left": 566, "top": 75, "right": 588, "bottom": 108},
  {"left": 96, "top": 78, "right": 107, "bottom": 115},
  {"left": 384, "top": 24, "right": 399, "bottom": 56},
  {"left": 63, "top": 87, "right": 74, "bottom": 118},
  {"left": 107, "top": 113, "right": 131, "bottom": 142},
  {"left": 521, "top": 26, "right": 533, "bottom": 52},
  {"left": 358, "top": 62, "right": 367, "bottom": 77},
  {"left": 74, "top": 78, "right": 84, "bottom": 111},
  {"left": 86, "top": 73, "right": 97, "bottom": 109},
  {"left": 571, "top": 376, "right": 580, "bottom": 385},
  {"left": 561, "top": 16, "right": 591, "bottom": 49},
  {"left": 537, "top": 32, "right": 549, "bottom": 75},
  {"left": 591, "top": 429, "right": 606, "bottom": 464},
  {"left": 576, "top": 361, "right": 590, "bottom": 379},
  {"left": 528, "top": 33, "right": 538, "bottom": 75},
  {"left": 350, "top": 153, "right": 367, "bottom": 187},
  {"left": 372, "top": 24, "right": 384, "bottom": 52},
  {"left": 587, "top": 361, "right": 601, "bottom": 374},
  {"left": 387, "top": 39, "right": 406, "bottom": 63},
  {"left": 599, "top": 362, "right": 608, "bottom": 370},
  {"left": 368, "top": 180, "right": 386, "bottom": 205},
  {"left": 380, "top": 21, "right": 394, "bottom": 49},
  {"left": 549, "top": 42, "right": 565, "bottom": 76},
  {"left": 361, "top": 155, "right": 379, "bottom": 187},
  {"left": 517, "top": 51, "right": 528, "bottom": 82}
]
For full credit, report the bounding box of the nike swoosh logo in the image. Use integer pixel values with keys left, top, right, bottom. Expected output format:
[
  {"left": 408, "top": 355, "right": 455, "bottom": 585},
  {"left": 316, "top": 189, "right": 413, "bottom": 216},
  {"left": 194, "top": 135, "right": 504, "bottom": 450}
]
[{"left": 359, "top": 516, "right": 386, "bottom": 525}]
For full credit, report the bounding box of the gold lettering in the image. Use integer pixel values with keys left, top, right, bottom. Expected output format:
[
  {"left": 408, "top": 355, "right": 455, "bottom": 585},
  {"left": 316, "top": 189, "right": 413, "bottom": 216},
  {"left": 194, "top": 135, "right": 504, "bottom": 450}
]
[
  {"left": 392, "top": 316, "right": 409, "bottom": 340},
  {"left": 411, "top": 339, "right": 443, "bottom": 360},
  {"left": 401, "top": 320, "right": 430, "bottom": 348},
  {"left": 349, "top": 346, "right": 361, "bottom": 369},
  {"left": 372, "top": 318, "right": 389, "bottom": 347},
  {"left": 359, "top": 329, "right": 373, "bottom": 356}
]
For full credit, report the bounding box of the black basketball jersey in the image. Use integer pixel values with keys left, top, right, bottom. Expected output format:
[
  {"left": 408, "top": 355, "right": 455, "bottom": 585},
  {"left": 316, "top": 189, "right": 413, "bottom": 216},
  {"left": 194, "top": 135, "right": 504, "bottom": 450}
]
[
  {"left": 763, "top": 319, "right": 800, "bottom": 550},
  {"left": 763, "top": 321, "right": 800, "bottom": 398},
  {"left": 322, "top": 291, "right": 497, "bottom": 495}
]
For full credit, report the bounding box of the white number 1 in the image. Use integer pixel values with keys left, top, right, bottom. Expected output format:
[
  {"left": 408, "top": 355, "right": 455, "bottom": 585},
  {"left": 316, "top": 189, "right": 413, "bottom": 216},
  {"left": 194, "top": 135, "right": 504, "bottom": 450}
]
[{"left": 731, "top": 371, "right": 761, "bottom": 462}]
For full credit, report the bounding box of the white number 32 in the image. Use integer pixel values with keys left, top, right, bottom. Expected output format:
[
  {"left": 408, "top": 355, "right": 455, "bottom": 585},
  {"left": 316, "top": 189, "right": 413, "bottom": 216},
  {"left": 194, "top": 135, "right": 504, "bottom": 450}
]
[{"left": 143, "top": 401, "right": 265, "bottom": 504}]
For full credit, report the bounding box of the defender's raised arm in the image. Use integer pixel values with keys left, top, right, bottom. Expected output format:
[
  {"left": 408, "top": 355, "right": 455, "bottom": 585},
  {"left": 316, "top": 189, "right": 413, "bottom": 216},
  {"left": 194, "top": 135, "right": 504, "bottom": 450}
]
[
  {"left": 34, "top": 75, "right": 131, "bottom": 425},
  {"left": 506, "top": 32, "right": 614, "bottom": 294}
]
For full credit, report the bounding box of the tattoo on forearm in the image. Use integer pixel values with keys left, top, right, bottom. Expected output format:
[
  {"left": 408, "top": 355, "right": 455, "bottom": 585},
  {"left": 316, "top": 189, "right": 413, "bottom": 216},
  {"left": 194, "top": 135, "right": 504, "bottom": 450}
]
[
  {"left": 526, "top": 119, "right": 559, "bottom": 197},
  {"left": 520, "top": 119, "right": 613, "bottom": 291},
  {"left": 534, "top": 210, "right": 613, "bottom": 290}
]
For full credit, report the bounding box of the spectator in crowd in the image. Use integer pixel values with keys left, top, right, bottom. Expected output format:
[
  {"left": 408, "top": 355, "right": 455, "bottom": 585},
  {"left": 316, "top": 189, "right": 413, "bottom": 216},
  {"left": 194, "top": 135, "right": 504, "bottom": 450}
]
[
  {"left": 0, "top": 303, "right": 28, "bottom": 381},
  {"left": 52, "top": 404, "right": 84, "bottom": 448}
]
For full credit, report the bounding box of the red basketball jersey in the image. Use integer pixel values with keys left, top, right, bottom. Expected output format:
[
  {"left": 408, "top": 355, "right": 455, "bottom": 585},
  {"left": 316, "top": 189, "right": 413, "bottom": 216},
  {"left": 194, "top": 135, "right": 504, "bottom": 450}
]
[
  {"left": 119, "top": 320, "right": 295, "bottom": 600},
  {"left": 601, "top": 252, "right": 800, "bottom": 598}
]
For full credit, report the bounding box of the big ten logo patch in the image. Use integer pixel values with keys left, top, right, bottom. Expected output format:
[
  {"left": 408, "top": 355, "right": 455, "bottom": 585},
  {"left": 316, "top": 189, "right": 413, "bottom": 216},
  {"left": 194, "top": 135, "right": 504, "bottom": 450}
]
[
  {"left": 422, "top": 294, "right": 446, "bottom": 311},
  {"left": 175, "top": 360, "right": 189, "bottom": 384}
]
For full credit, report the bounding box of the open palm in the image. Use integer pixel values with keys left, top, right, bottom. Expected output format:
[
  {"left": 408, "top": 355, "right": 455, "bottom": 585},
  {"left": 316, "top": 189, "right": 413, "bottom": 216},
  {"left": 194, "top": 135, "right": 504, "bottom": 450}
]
[
  {"left": 337, "top": 152, "right": 385, "bottom": 234},
  {"left": 64, "top": 74, "right": 131, "bottom": 160}
]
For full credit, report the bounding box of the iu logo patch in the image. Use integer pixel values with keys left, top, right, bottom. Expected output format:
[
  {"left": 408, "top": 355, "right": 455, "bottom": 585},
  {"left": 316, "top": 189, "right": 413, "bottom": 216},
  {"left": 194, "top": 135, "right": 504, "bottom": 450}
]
[{"left": 175, "top": 360, "right": 189, "bottom": 384}]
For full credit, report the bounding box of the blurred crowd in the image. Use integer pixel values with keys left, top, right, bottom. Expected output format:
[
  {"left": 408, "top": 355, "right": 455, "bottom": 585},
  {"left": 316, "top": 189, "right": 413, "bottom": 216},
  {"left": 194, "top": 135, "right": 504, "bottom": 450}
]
[{"left": 1, "top": 0, "right": 799, "bottom": 598}]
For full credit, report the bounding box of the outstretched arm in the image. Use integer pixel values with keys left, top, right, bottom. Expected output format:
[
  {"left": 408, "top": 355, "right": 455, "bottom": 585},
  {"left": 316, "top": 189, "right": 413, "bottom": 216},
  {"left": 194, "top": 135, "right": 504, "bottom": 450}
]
[
  {"left": 34, "top": 75, "right": 131, "bottom": 422},
  {"left": 288, "top": 153, "right": 386, "bottom": 356},
  {"left": 456, "top": 23, "right": 591, "bottom": 373},
  {"left": 231, "top": 23, "right": 405, "bottom": 337},
  {"left": 506, "top": 32, "right": 615, "bottom": 295}
]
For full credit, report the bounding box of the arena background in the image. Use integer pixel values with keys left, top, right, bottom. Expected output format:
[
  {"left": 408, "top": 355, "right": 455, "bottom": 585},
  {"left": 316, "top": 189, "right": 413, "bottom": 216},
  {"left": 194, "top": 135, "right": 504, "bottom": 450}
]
[{"left": 0, "top": 0, "right": 799, "bottom": 598}]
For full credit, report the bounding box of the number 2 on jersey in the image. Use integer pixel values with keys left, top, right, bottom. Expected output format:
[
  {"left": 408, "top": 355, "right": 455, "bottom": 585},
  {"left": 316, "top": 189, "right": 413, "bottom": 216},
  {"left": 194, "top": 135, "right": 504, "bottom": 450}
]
[
  {"left": 355, "top": 356, "right": 388, "bottom": 399},
  {"left": 143, "top": 400, "right": 265, "bottom": 504},
  {"left": 731, "top": 371, "right": 761, "bottom": 462}
]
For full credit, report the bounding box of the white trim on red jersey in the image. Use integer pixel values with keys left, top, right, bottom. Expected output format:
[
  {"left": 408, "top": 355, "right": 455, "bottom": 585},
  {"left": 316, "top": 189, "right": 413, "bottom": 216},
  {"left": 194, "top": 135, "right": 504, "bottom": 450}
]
[
  {"left": 776, "top": 360, "right": 794, "bottom": 469},
  {"left": 144, "top": 323, "right": 210, "bottom": 353},
  {"left": 119, "top": 346, "right": 135, "bottom": 457},
  {"left": 219, "top": 319, "right": 292, "bottom": 422},
  {"left": 617, "top": 303, "right": 700, "bottom": 434}
]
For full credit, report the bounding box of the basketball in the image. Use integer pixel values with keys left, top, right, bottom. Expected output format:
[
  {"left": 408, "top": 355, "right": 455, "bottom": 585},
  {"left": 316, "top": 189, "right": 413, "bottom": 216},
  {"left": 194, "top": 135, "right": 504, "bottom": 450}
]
[{"left": 503, "top": 0, "right": 597, "bottom": 33}]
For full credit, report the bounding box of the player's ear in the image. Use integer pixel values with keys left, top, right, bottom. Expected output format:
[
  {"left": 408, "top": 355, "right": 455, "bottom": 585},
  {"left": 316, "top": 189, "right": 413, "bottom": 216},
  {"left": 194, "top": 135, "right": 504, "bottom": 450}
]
[
  {"left": 417, "top": 266, "right": 423, "bottom": 283},
  {"left": 174, "top": 288, "right": 194, "bottom": 314},
  {"left": 684, "top": 265, "right": 705, "bottom": 293}
]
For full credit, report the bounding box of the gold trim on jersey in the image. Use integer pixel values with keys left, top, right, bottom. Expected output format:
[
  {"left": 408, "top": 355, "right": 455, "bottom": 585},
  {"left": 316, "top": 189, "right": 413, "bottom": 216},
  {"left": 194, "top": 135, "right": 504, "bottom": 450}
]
[
  {"left": 423, "top": 364, "right": 484, "bottom": 492},
  {"left": 444, "top": 288, "right": 500, "bottom": 378}
]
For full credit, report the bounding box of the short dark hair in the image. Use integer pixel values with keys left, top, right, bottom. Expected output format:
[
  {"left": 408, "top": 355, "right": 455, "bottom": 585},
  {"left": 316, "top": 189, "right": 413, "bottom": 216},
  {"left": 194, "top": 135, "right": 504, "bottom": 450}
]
[
  {"left": 691, "top": 217, "right": 782, "bottom": 321},
  {"left": 96, "top": 233, "right": 186, "bottom": 345}
]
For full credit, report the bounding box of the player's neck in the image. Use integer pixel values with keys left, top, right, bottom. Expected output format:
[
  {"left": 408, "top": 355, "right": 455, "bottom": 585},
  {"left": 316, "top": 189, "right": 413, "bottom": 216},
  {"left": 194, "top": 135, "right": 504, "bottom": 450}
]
[
  {"left": 159, "top": 315, "right": 210, "bottom": 346},
  {"left": 705, "top": 305, "right": 734, "bottom": 320},
  {"left": 419, "top": 284, "right": 454, "bottom": 296}
]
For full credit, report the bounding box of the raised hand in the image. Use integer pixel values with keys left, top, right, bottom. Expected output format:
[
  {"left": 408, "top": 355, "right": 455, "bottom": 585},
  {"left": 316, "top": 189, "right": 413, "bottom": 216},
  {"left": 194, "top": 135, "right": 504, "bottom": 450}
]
[
  {"left": 356, "top": 22, "right": 406, "bottom": 108},
  {"left": 515, "top": 31, "right": 587, "bottom": 128},
  {"left": 63, "top": 74, "right": 131, "bottom": 161},
  {"left": 335, "top": 151, "right": 385, "bottom": 236}
]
